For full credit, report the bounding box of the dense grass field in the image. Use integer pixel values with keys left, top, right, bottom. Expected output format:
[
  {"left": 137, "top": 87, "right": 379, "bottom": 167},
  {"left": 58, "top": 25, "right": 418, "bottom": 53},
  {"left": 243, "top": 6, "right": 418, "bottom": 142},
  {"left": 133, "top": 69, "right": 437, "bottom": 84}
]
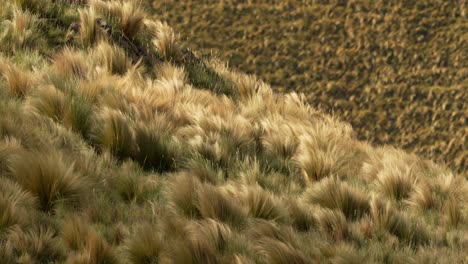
[
  {"left": 151, "top": 0, "right": 467, "bottom": 174},
  {"left": 0, "top": 0, "right": 466, "bottom": 263}
]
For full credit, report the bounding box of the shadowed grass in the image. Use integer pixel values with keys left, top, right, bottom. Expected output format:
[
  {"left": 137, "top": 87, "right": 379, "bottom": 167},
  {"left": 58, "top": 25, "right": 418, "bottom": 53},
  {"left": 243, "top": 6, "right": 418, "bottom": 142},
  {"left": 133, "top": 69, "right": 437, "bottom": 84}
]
[
  {"left": 133, "top": 121, "right": 180, "bottom": 172},
  {"left": 92, "top": 108, "right": 135, "bottom": 160}
]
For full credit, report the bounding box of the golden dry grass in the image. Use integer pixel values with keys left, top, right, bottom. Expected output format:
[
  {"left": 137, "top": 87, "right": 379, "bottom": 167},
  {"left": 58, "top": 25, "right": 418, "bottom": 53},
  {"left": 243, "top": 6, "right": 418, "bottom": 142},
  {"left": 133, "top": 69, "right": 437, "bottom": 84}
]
[{"left": 0, "top": 0, "right": 466, "bottom": 263}]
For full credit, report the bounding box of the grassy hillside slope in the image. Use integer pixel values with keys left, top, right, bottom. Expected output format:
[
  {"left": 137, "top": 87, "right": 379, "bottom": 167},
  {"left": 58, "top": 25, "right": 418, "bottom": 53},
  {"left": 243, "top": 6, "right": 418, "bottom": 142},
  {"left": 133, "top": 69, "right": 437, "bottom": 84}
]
[
  {"left": 0, "top": 0, "right": 466, "bottom": 263},
  {"left": 151, "top": 0, "right": 467, "bottom": 173}
]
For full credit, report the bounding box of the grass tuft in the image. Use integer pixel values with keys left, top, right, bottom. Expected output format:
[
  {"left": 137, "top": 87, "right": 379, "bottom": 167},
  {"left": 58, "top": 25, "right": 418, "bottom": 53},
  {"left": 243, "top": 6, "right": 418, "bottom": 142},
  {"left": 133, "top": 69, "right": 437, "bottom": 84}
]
[
  {"left": 315, "top": 209, "right": 349, "bottom": 241},
  {"left": 111, "top": 161, "right": 157, "bottom": 203},
  {"left": 122, "top": 224, "right": 163, "bottom": 264},
  {"left": 196, "top": 183, "right": 247, "bottom": 227},
  {"left": 246, "top": 186, "right": 287, "bottom": 222},
  {"left": 186, "top": 219, "right": 232, "bottom": 252},
  {"left": 0, "top": 193, "right": 27, "bottom": 234},
  {"left": 0, "top": 6, "right": 42, "bottom": 53},
  {"left": 63, "top": 93, "right": 94, "bottom": 139},
  {"left": 91, "top": 0, "right": 146, "bottom": 39},
  {"left": 255, "top": 237, "right": 309, "bottom": 264},
  {"left": 168, "top": 172, "right": 202, "bottom": 218},
  {"left": 62, "top": 216, "right": 92, "bottom": 252},
  {"left": 293, "top": 133, "right": 349, "bottom": 183},
  {"left": 9, "top": 151, "right": 88, "bottom": 212},
  {"left": 26, "top": 84, "right": 65, "bottom": 121},
  {"left": 374, "top": 163, "right": 419, "bottom": 201},
  {"left": 0, "top": 60, "right": 34, "bottom": 97},
  {"left": 78, "top": 8, "right": 106, "bottom": 47},
  {"left": 370, "top": 197, "right": 429, "bottom": 246},
  {"left": 287, "top": 200, "right": 316, "bottom": 232},
  {"left": 53, "top": 48, "right": 89, "bottom": 80},
  {"left": 304, "top": 178, "right": 369, "bottom": 220},
  {"left": 6, "top": 226, "right": 65, "bottom": 263},
  {"left": 145, "top": 19, "right": 181, "bottom": 61},
  {"left": 93, "top": 108, "right": 136, "bottom": 160},
  {"left": 133, "top": 121, "right": 179, "bottom": 172},
  {"left": 95, "top": 41, "right": 131, "bottom": 75}
]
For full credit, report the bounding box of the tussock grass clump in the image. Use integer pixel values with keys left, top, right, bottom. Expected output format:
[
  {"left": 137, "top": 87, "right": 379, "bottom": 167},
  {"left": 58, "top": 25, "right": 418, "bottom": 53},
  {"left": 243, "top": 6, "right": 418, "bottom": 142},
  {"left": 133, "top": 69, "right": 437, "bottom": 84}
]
[
  {"left": 78, "top": 8, "right": 107, "bottom": 47},
  {"left": 62, "top": 216, "right": 119, "bottom": 263},
  {"left": 93, "top": 108, "right": 135, "bottom": 160},
  {"left": 122, "top": 224, "right": 163, "bottom": 264},
  {"left": 0, "top": 193, "right": 26, "bottom": 234},
  {"left": 0, "top": 177, "right": 37, "bottom": 210},
  {"left": 315, "top": 209, "right": 349, "bottom": 241},
  {"left": 303, "top": 178, "right": 370, "bottom": 220},
  {"left": 208, "top": 58, "right": 261, "bottom": 99},
  {"left": 326, "top": 243, "right": 365, "bottom": 264},
  {"left": 168, "top": 236, "right": 219, "bottom": 264},
  {"left": 287, "top": 200, "right": 317, "bottom": 232},
  {"left": 407, "top": 180, "right": 437, "bottom": 210},
  {"left": 95, "top": 41, "right": 131, "bottom": 75},
  {"left": 168, "top": 172, "right": 202, "bottom": 218},
  {"left": 185, "top": 219, "right": 232, "bottom": 253},
  {"left": 255, "top": 237, "right": 309, "bottom": 264},
  {"left": 443, "top": 198, "right": 464, "bottom": 229},
  {"left": 6, "top": 226, "right": 65, "bottom": 263},
  {"left": 12, "top": 0, "right": 52, "bottom": 14},
  {"left": 183, "top": 156, "right": 224, "bottom": 184},
  {"left": 62, "top": 216, "right": 91, "bottom": 252},
  {"left": 53, "top": 48, "right": 89, "bottom": 80},
  {"left": 0, "top": 244, "right": 15, "bottom": 264},
  {"left": 111, "top": 161, "right": 157, "bottom": 203},
  {"left": 196, "top": 183, "right": 247, "bottom": 227},
  {"left": 0, "top": 60, "right": 34, "bottom": 97},
  {"left": 373, "top": 162, "right": 419, "bottom": 201},
  {"left": 133, "top": 121, "right": 180, "bottom": 172},
  {"left": 0, "top": 137, "right": 23, "bottom": 173},
  {"left": 145, "top": 19, "right": 181, "bottom": 61},
  {"left": 90, "top": 0, "right": 146, "bottom": 39},
  {"left": 260, "top": 120, "right": 299, "bottom": 160},
  {"left": 370, "top": 197, "right": 429, "bottom": 246},
  {"left": 247, "top": 219, "right": 298, "bottom": 248},
  {"left": 186, "top": 61, "right": 239, "bottom": 98},
  {"left": 63, "top": 93, "right": 94, "bottom": 139},
  {"left": 435, "top": 171, "right": 468, "bottom": 205},
  {"left": 9, "top": 151, "right": 88, "bottom": 212},
  {"left": 246, "top": 186, "right": 287, "bottom": 222},
  {"left": 0, "top": 6, "right": 42, "bottom": 53},
  {"left": 293, "top": 133, "right": 348, "bottom": 183},
  {"left": 26, "top": 84, "right": 65, "bottom": 121}
]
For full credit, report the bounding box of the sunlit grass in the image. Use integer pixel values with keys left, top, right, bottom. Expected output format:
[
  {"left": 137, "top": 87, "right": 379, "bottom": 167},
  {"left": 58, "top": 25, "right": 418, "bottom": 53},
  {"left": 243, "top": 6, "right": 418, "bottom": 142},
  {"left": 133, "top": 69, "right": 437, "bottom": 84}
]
[{"left": 0, "top": 0, "right": 465, "bottom": 262}]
